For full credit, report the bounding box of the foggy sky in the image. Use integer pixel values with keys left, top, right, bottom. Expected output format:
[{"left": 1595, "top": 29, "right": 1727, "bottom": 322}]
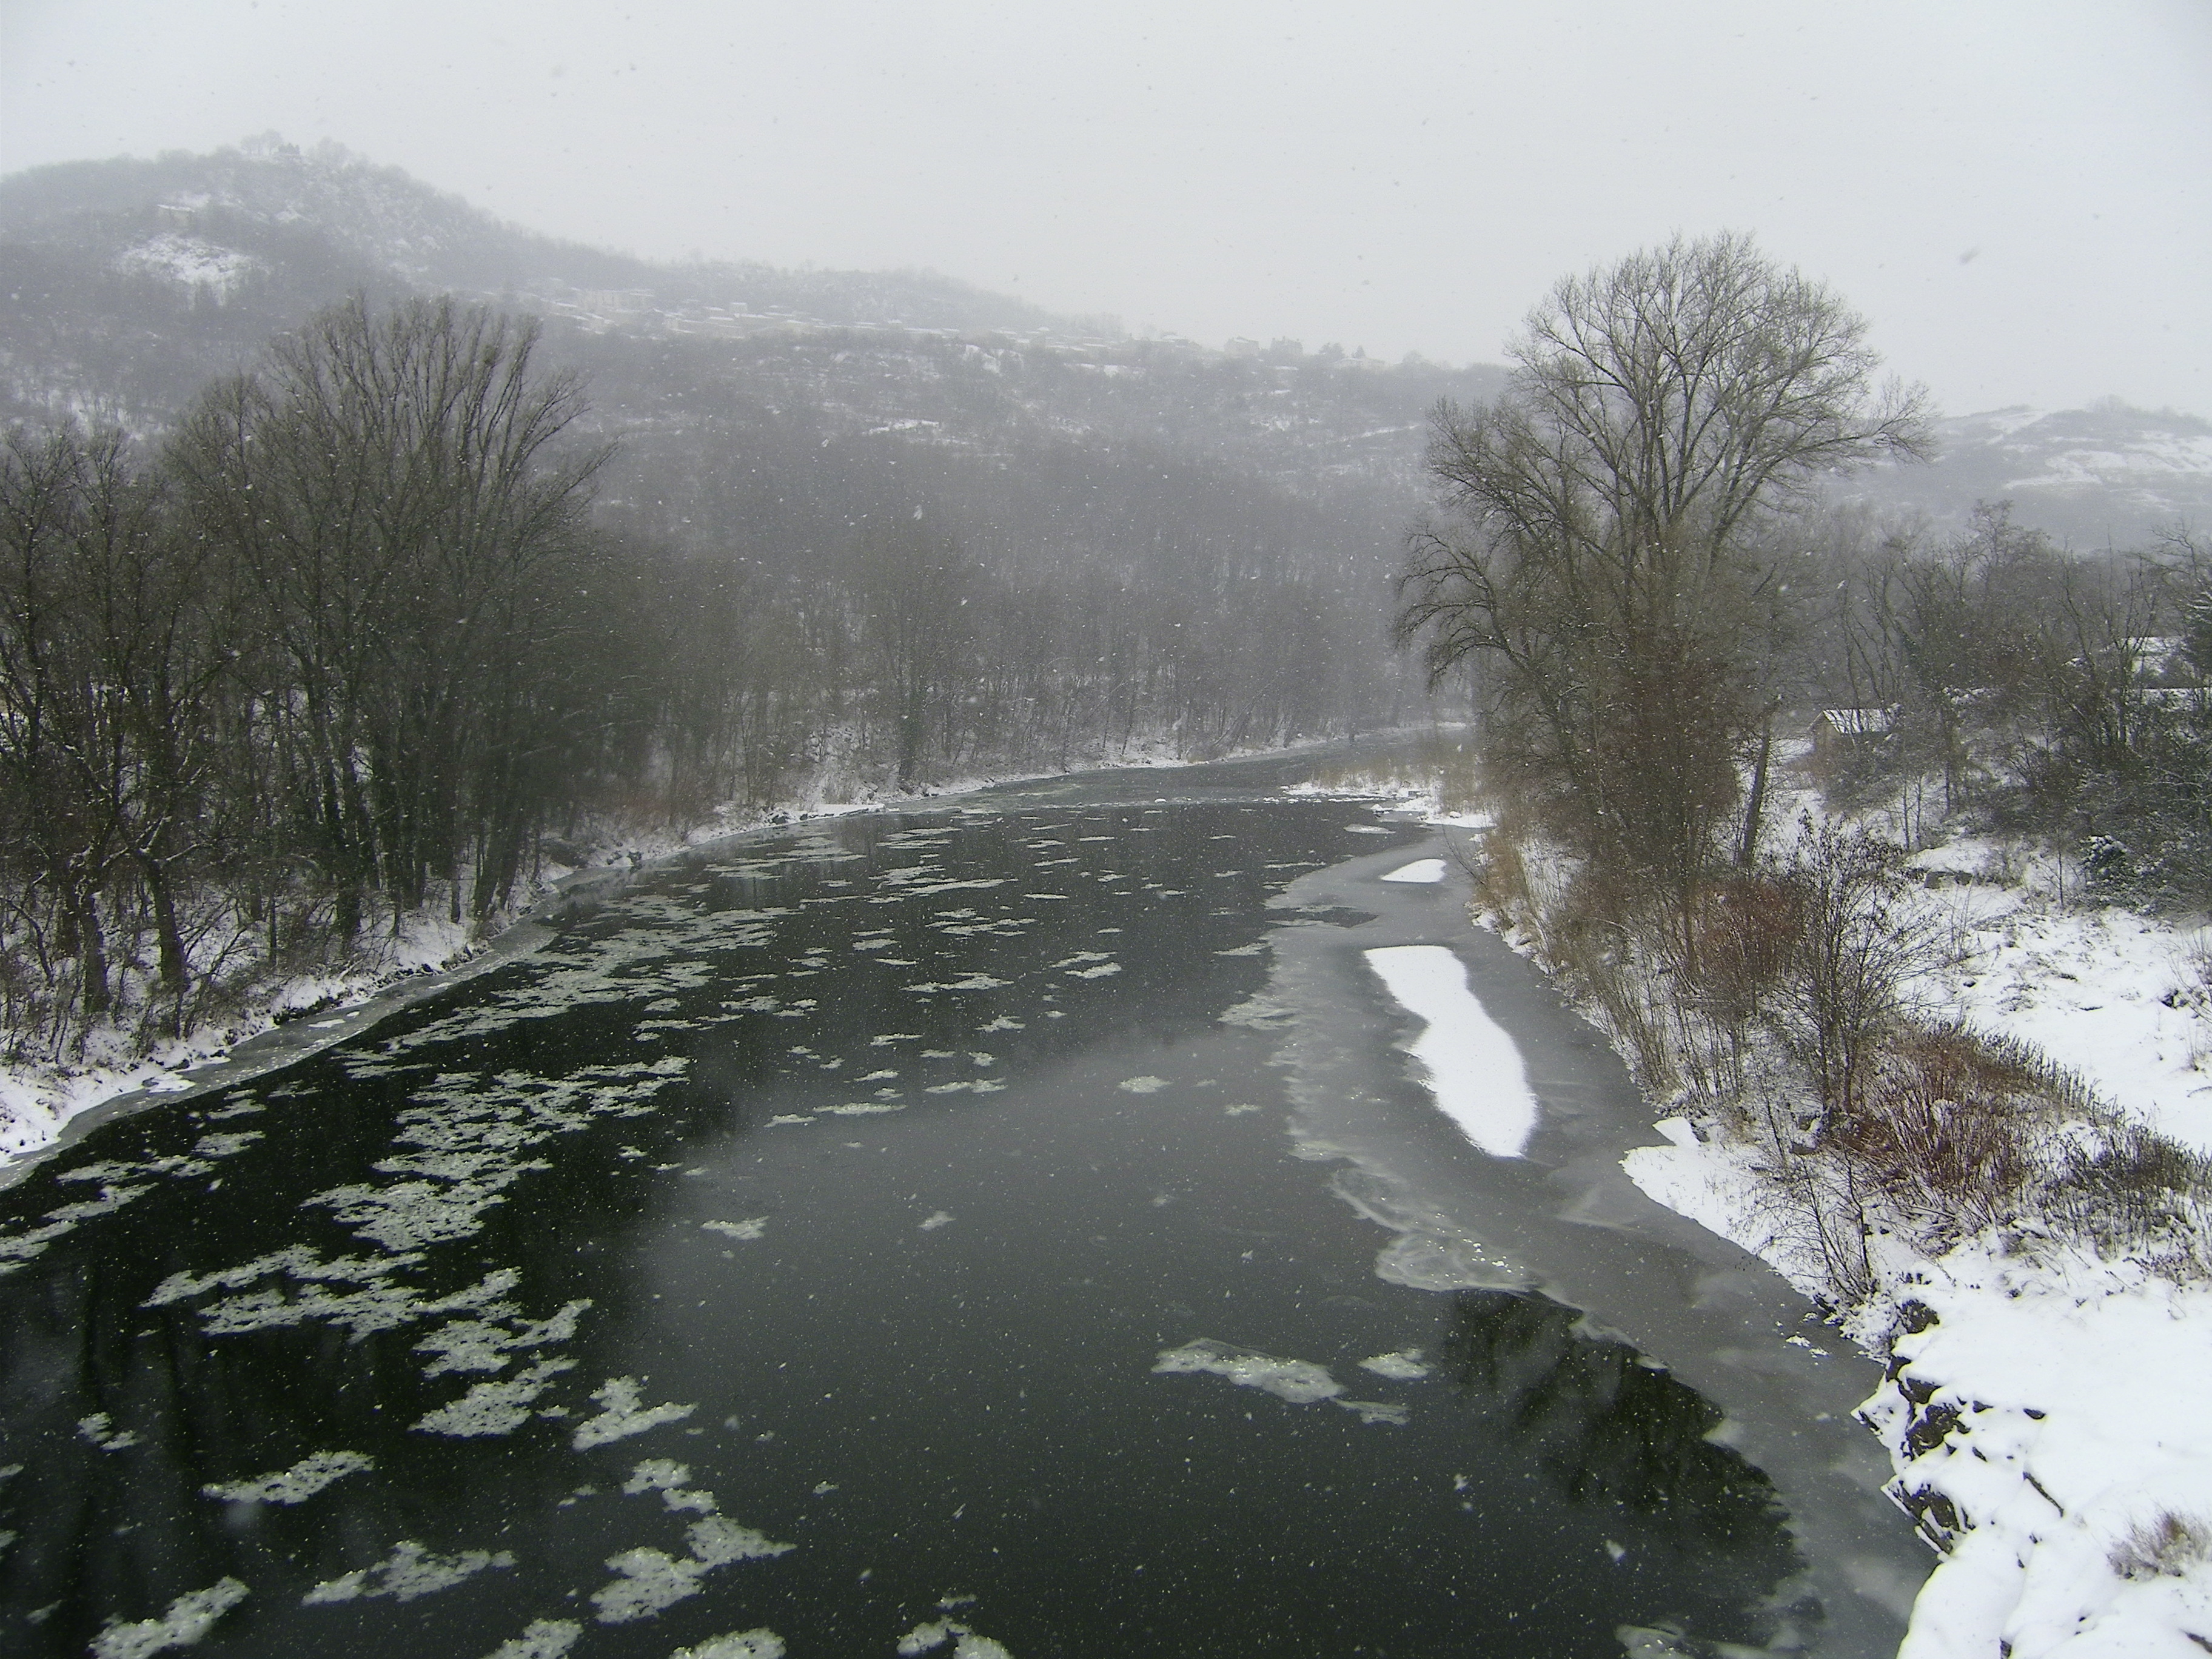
[{"left": 4, "top": 0, "right": 2208, "bottom": 419}]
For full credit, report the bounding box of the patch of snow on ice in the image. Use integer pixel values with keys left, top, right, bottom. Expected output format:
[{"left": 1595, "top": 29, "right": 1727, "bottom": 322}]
[
  {"left": 1379, "top": 859, "right": 1447, "bottom": 884},
  {"left": 1363, "top": 946, "right": 1539, "bottom": 1158}
]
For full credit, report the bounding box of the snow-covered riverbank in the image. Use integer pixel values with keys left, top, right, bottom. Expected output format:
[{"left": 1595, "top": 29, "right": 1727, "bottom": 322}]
[
  {"left": 1374, "top": 762, "right": 2212, "bottom": 1658},
  {"left": 0, "top": 733, "right": 1384, "bottom": 1172}
]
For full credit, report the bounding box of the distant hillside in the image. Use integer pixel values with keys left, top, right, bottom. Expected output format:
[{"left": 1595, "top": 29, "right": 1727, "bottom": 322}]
[
  {"left": 0, "top": 137, "right": 1509, "bottom": 602},
  {"left": 0, "top": 136, "right": 1090, "bottom": 432},
  {"left": 1837, "top": 403, "right": 2212, "bottom": 550},
  {"left": 6, "top": 137, "right": 2195, "bottom": 566}
]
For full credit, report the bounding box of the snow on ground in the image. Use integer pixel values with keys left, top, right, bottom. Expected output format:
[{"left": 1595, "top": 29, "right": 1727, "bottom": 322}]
[
  {"left": 1869, "top": 1241, "right": 2212, "bottom": 1659},
  {"left": 0, "top": 907, "right": 477, "bottom": 1162},
  {"left": 1900, "top": 838, "right": 2212, "bottom": 1155},
  {"left": 1368, "top": 756, "right": 2212, "bottom": 1657},
  {"left": 112, "top": 232, "right": 264, "bottom": 297}
]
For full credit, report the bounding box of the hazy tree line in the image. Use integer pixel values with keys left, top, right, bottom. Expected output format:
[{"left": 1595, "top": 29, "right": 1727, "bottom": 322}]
[
  {"left": 1, "top": 295, "right": 1406, "bottom": 1057},
  {"left": 1793, "top": 503, "right": 2212, "bottom": 902}
]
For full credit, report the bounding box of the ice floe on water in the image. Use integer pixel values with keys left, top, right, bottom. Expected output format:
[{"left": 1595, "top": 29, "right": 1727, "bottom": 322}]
[
  {"left": 919, "top": 1211, "right": 955, "bottom": 1231},
  {"left": 304, "top": 1058, "right": 690, "bottom": 1255},
  {"left": 1358, "top": 1349, "right": 1432, "bottom": 1381},
  {"left": 413, "top": 1357, "right": 575, "bottom": 1436},
  {"left": 903, "top": 974, "right": 1010, "bottom": 993},
  {"left": 304, "top": 1540, "right": 514, "bottom": 1604},
  {"left": 1379, "top": 859, "right": 1446, "bottom": 884},
  {"left": 203, "top": 1449, "right": 373, "bottom": 1504},
  {"left": 480, "top": 1617, "right": 581, "bottom": 1658},
  {"left": 1344, "top": 824, "right": 1392, "bottom": 835},
  {"left": 622, "top": 1458, "right": 719, "bottom": 1513},
  {"left": 591, "top": 1518, "right": 794, "bottom": 1623},
  {"left": 898, "top": 1620, "right": 1013, "bottom": 1658},
  {"left": 702, "top": 1218, "right": 767, "bottom": 1240},
  {"left": 90, "top": 1577, "right": 247, "bottom": 1658},
  {"left": 77, "top": 1412, "right": 141, "bottom": 1450},
  {"left": 1116, "top": 1076, "right": 1168, "bottom": 1094},
  {"left": 415, "top": 1299, "right": 590, "bottom": 1375},
  {"left": 1153, "top": 1338, "right": 1420, "bottom": 1425},
  {"left": 1332, "top": 1399, "right": 1410, "bottom": 1426},
  {"left": 671, "top": 1631, "right": 786, "bottom": 1659},
  {"left": 572, "top": 1376, "right": 697, "bottom": 1450},
  {"left": 158, "top": 1251, "right": 546, "bottom": 1350},
  {"left": 1362, "top": 945, "right": 1538, "bottom": 1158},
  {"left": 1152, "top": 1338, "right": 1342, "bottom": 1404}
]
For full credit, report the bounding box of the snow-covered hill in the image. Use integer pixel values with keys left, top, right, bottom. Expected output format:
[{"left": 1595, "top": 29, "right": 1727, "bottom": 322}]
[{"left": 1842, "top": 403, "right": 2212, "bottom": 550}]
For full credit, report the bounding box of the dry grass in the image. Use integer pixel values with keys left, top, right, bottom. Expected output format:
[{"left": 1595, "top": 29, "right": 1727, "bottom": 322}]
[{"left": 2110, "top": 1510, "right": 2212, "bottom": 1580}]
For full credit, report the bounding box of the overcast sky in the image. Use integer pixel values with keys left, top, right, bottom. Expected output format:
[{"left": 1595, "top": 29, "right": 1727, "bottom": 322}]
[{"left": 4, "top": 1, "right": 2208, "bottom": 418}]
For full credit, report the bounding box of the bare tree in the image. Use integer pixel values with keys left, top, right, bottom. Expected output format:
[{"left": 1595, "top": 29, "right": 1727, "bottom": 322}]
[
  {"left": 1397, "top": 233, "right": 1932, "bottom": 908},
  {"left": 167, "top": 296, "right": 613, "bottom": 932}
]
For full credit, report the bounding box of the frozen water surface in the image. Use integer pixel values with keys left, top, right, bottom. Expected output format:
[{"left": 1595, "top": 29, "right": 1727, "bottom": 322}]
[{"left": 0, "top": 748, "right": 1924, "bottom": 1657}]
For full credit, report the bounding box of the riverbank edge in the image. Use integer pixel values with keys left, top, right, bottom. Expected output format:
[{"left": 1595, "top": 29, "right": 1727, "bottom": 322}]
[
  {"left": 0, "top": 733, "right": 1407, "bottom": 1188},
  {"left": 1451, "top": 816, "right": 2212, "bottom": 1658}
]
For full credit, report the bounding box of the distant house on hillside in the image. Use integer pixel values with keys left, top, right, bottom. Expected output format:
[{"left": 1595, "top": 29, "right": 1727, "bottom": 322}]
[{"left": 1808, "top": 707, "right": 1897, "bottom": 771}]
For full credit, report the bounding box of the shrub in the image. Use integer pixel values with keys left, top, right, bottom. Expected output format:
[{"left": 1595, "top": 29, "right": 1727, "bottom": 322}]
[
  {"left": 1832, "top": 1023, "right": 2045, "bottom": 1239},
  {"left": 1767, "top": 817, "right": 1926, "bottom": 1126},
  {"left": 2110, "top": 1511, "right": 2211, "bottom": 1580}
]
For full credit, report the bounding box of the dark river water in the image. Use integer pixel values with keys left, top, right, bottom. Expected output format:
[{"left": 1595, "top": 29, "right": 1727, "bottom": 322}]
[{"left": 0, "top": 756, "right": 1929, "bottom": 1658}]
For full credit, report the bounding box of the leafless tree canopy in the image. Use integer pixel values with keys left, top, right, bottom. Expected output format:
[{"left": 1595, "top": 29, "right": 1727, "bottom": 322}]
[{"left": 1398, "top": 232, "right": 1932, "bottom": 883}]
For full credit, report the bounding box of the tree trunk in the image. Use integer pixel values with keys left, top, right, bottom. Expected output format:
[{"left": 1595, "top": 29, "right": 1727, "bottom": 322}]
[
  {"left": 1737, "top": 719, "right": 1774, "bottom": 867},
  {"left": 76, "top": 890, "right": 110, "bottom": 1019}
]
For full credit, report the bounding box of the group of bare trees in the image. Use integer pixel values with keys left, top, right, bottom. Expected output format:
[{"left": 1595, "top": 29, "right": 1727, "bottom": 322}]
[
  {"left": 1410, "top": 234, "right": 2212, "bottom": 1285},
  {"left": 1807, "top": 504, "right": 2212, "bottom": 901},
  {"left": 2, "top": 294, "right": 1406, "bottom": 1059},
  {"left": 0, "top": 299, "right": 637, "bottom": 1051}
]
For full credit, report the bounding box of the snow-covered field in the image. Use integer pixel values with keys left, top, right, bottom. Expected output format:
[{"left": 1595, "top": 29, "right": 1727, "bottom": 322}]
[{"left": 1369, "top": 760, "right": 2212, "bottom": 1659}]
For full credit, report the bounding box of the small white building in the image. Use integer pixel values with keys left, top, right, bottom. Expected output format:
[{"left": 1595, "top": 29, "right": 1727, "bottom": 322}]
[{"left": 1808, "top": 707, "right": 1896, "bottom": 768}]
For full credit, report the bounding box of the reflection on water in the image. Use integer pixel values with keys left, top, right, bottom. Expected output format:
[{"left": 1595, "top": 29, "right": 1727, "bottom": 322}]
[
  {"left": 1438, "top": 1291, "right": 1809, "bottom": 1632},
  {"left": 0, "top": 797, "right": 1830, "bottom": 1657}
]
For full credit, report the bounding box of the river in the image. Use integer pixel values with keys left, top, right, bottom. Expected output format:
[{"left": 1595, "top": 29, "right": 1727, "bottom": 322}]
[{"left": 0, "top": 754, "right": 1929, "bottom": 1658}]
